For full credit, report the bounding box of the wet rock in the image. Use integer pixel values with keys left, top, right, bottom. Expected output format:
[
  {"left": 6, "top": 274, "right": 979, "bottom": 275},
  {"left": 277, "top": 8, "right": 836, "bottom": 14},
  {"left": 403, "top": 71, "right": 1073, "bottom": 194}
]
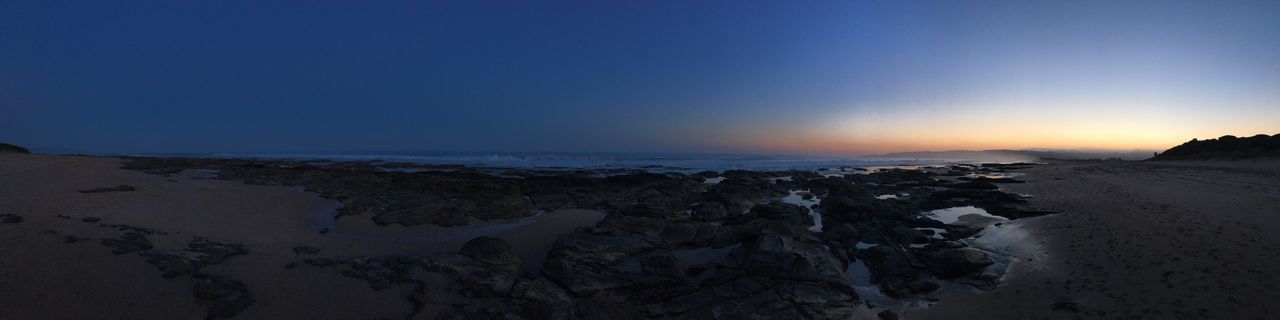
[
  {"left": 927, "top": 248, "right": 995, "bottom": 279},
  {"left": 891, "top": 226, "right": 929, "bottom": 244},
  {"left": 291, "top": 246, "right": 320, "bottom": 255},
  {"left": 458, "top": 236, "right": 521, "bottom": 267},
  {"left": 0, "top": 214, "right": 22, "bottom": 223},
  {"left": 947, "top": 181, "right": 999, "bottom": 190},
  {"left": 691, "top": 201, "right": 729, "bottom": 221},
  {"left": 100, "top": 232, "right": 154, "bottom": 254},
  {"left": 749, "top": 202, "right": 813, "bottom": 226},
  {"left": 738, "top": 233, "right": 847, "bottom": 284},
  {"left": 146, "top": 252, "right": 201, "bottom": 278},
  {"left": 878, "top": 309, "right": 900, "bottom": 320},
  {"left": 960, "top": 177, "right": 1025, "bottom": 184},
  {"left": 118, "top": 156, "right": 1060, "bottom": 315},
  {"left": 78, "top": 185, "right": 136, "bottom": 193},
  {"left": 143, "top": 238, "right": 247, "bottom": 278},
  {"left": 1052, "top": 300, "right": 1082, "bottom": 312},
  {"left": 192, "top": 274, "right": 256, "bottom": 319},
  {"left": 863, "top": 245, "right": 937, "bottom": 298}
]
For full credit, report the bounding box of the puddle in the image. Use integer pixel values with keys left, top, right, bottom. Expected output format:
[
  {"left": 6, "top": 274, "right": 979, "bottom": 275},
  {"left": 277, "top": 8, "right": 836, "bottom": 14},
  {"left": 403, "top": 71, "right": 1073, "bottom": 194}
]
[
  {"left": 876, "top": 193, "right": 910, "bottom": 200},
  {"left": 816, "top": 168, "right": 849, "bottom": 178},
  {"left": 781, "top": 189, "right": 822, "bottom": 232},
  {"left": 963, "top": 172, "right": 1025, "bottom": 179},
  {"left": 915, "top": 227, "right": 947, "bottom": 240},
  {"left": 855, "top": 242, "right": 878, "bottom": 250},
  {"left": 703, "top": 176, "right": 726, "bottom": 184},
  {"left": 922, "top": 206, "right": 1008, "bottom": 225}
]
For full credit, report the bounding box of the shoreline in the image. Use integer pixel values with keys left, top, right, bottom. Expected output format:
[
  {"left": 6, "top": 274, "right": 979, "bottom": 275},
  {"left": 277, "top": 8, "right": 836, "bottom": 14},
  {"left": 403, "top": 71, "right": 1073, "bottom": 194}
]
[
  {"left": 911, "top": 160, "right": 1280, "bottom": 319},
  {"left": 4, "top": 153, "right": 1277, "bottom": 319}
]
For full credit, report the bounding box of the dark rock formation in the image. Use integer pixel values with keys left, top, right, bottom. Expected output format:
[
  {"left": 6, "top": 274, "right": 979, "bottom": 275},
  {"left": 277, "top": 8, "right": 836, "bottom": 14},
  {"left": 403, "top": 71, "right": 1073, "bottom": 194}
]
[
  {"left": 291, "top": 246, "right": 320, "bottom": 255},
  {"left": 119, "top": 156, "right": 1058, "bottom": 317},
  {"left": 0, "top": 143, "right": 29, "bottom": 154},
  {"left": 926, "top": 248, "right": 995, "bottom": 279},
  {"left": 1150, "top": 133, "right": 1280, "bottom": 160},
  {"left": 146, "top": 237, "right": 248, "bottom": 278},
  {"left": 0, "top": 214, "right": 22, "bottom": 223},
  {"left": 78, "top": 185, "right": 136, "bottom": 193},
  {"left": 192, "top": 274, "right": 256, "bottom": 319}
]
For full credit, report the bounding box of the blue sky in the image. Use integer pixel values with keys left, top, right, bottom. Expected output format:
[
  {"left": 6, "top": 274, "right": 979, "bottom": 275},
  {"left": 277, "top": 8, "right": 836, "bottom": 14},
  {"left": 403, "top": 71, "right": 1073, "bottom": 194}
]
[{"left": 3, "top": 1, "right": 1278, "bottom": 154}]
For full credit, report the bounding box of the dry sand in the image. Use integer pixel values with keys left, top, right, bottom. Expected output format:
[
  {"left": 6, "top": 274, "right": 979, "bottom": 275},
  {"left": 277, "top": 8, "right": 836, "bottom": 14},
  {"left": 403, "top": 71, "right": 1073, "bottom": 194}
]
[
  {"left": 0, "top": 154, "right": 603, "bottom": 319},
  {"left": 911, "top": 160, "right": 1280, "bottom": 319}
]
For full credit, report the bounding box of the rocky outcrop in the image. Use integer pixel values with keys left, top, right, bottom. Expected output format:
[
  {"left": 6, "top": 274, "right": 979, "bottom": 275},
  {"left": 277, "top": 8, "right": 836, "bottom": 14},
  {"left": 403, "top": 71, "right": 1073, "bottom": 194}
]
[
  {"left": 78, "top": 185, "right": 136, "bottom": 193},
  {"left": 1150, "top": 134, "right": 1280, "bottom": 160},
  {"left": 926, "top": 248, "right": 995, "bottom": 279},
  {"left": 120, "top": 156, "right": 1055, "bottom": 318},
  {"left": 192, "top": 274, "right": 256, "bottom": 319},
  {"left": 63, "top": 223, "right": 255, "bottom": 318},
  {"left": 0, "top": 143, "right": 29, "bottom": 154},
  {"left": 1, "top": 214, "right": 22, "bottom": 223}
]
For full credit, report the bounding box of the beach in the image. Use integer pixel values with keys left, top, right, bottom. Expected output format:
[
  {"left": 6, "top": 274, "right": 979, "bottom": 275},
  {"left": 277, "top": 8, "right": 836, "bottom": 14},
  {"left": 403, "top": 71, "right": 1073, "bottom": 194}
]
[
  {"left": 3, "top": 153, "right": 1278, "bottom": 319},
  {"left": 0, "top": 154, "right": 603, "bottom": 319},
  {"left": 913, "top": 160, "right": 1280, "bottom": 319}
]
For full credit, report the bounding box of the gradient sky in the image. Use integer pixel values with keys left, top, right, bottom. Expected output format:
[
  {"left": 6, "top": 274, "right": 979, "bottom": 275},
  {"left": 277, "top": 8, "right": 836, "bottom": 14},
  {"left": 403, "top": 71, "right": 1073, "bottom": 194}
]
[{"left": 3, "top": 0, "right": 1278, "bottom": 155}]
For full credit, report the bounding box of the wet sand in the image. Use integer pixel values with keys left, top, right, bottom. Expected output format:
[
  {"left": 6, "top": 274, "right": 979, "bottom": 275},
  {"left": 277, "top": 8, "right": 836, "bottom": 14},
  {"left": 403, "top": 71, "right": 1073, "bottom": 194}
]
[
  {"left": 0, "top": 154, "right": 602, "bottom": 319},
  {"left": 912, "top": 160, "right": 1280, "bottom": 319}
]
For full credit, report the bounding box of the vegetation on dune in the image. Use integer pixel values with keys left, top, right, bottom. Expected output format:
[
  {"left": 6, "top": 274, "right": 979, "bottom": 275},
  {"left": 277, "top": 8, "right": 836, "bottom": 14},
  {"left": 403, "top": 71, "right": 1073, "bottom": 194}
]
[
  {"left": 1150, "top": 134, "right": 1280, "bottom": 160},
  {"left": 0, "top": 143, "right": 30, "bottom": 154}
]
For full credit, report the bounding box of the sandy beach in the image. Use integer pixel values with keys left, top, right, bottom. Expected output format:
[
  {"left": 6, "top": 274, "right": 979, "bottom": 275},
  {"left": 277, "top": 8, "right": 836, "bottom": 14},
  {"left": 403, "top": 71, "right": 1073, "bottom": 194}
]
[
  {"left": 913, "top": 160, "right": 1280, "bottom": 319},
  {"left": 0, "top": 154, "right": 603, "bottom": 319}
]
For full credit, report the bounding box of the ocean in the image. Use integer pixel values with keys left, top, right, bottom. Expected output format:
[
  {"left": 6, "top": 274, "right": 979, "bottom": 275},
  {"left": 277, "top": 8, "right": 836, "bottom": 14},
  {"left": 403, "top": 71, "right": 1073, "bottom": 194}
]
[{"left": 173, "top": 151, "right": 941, "bottom": 173}]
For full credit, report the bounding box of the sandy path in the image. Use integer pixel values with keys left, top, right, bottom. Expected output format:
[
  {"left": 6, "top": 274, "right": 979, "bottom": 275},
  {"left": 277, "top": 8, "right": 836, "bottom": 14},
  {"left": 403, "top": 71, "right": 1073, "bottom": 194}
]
[
  {"left": 911, "top": 161, "right": 1280, "bottom": 319},
  {"left": 0, "top": 154, "right": 602, "bottom": 319}
]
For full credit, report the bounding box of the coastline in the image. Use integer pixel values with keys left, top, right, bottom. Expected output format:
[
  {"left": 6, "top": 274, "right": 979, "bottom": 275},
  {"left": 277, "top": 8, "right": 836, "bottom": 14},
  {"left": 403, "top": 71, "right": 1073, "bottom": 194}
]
[
  {"left": 4, "top": 153, "right": 1278, "bottom": 319},
  {"left": 911, "top": 160, "right": 1280, "bottom": 319}
]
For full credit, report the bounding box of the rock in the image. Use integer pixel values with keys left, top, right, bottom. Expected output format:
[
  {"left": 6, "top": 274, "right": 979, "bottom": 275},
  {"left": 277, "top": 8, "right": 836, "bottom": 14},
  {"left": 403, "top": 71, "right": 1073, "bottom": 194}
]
[
  {"left": 947, "top": 181, "right": 999, "bottom": 190},
  {"left": 81, "top": 217, "right": 101, "bottom": 223},
  {"left": 78, "top": 185, "right": 136, "bottom": 193},
  {"left": 146, "top": 252, "right": 201, "bottom": 278},
  {"left": 878, "top": 309, "right": 900, "bottom": 320},
  {"left": 738, "top": 233, "right": 847, "bottom": 284},
  {"left": 192, "top": 274, "right": 256, "bottom": 319},
  {"left": 1052, "top": 300, "right": 1082, "bottom": 312},
  {"left": 0, "top": 142, "right": 30, "bottom": 154},
  {"left": 0, "top": 214, "right": 22, "bottom": 223},
  {"left": 113, "top": 156, "right": 1060, "bottom": 315},
  {"left": 891, "top": 226, "right": 929, "bottom": 244},
  {"left": 143, "top": 237, "right": 247, "bottom": 278},
  {"left": 291, "top": 246, "right": 320, "bottom": 255},
  {"left": 691, "top": 201, "right": 729, "bottom": 221},
  {"left": 749, "top": 202, "right": 812, "bottom": 226},
  {"left": 100, "top": 232, "right": 153, "bottom": 254},
  {"left": 928, "top": 248, "right": 995, "bottom": 278},
  {"left": 459, "top": 236, "right": 521, "bottom": 266}
]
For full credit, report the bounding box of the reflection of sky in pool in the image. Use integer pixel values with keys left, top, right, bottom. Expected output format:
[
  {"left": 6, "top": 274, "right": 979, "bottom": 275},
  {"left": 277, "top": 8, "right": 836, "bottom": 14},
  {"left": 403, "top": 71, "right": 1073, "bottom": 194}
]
[
  {"left": 781, "top": 189, "right": 822, "bottom": 232},
  {"left": 923, "top": 206, "right": 1007, "bottom": 224}
]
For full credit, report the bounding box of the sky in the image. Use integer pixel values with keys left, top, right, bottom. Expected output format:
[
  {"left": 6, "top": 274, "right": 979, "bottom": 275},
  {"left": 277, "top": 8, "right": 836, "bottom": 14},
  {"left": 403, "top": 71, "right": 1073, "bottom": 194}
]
[{"left": 3, "top": 0, "right": 1278, "bottom": 155}]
